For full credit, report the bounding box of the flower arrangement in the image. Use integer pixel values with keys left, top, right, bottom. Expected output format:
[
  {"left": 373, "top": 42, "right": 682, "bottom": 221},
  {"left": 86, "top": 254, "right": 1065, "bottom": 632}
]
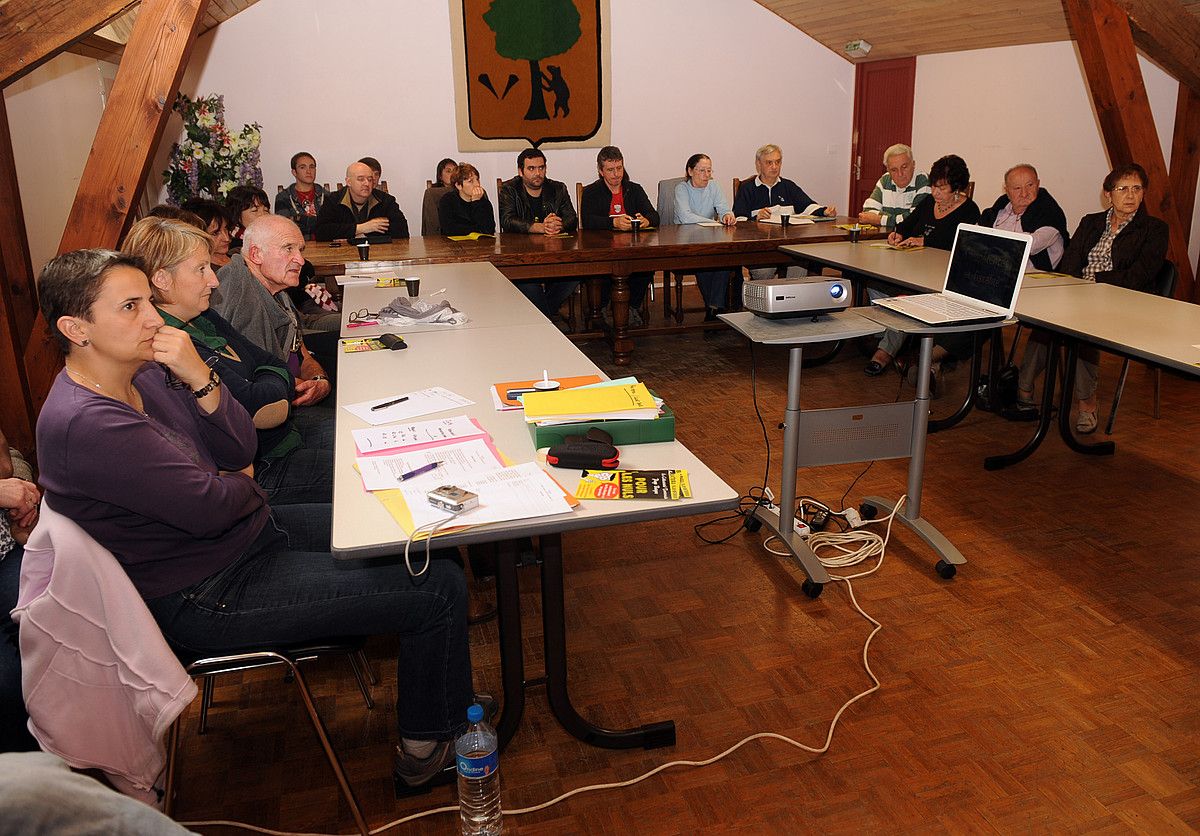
[{"left": 162, "top": 93, "right": 263, "bottom": 206}]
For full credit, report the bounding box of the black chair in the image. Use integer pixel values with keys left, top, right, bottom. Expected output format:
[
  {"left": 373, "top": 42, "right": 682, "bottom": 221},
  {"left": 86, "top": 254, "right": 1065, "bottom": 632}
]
[{"left": 1105, "top": 259, "right": 1177, "bottom": 434}]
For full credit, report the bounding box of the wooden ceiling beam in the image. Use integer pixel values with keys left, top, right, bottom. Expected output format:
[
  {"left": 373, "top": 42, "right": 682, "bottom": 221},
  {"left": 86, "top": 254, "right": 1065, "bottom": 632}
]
[
  {"left": 1168, "top": 86, "right": 1200, "bottom": 244},
  {"left": 0, "top": 0, "right": 137, "bottom": 86},
  {"left": 66, "top": 33, "right": 126, "bottom": 65},
  {"left": 0, "top": 96, "right": 38, "bottom": 453},
  {"left": 57, "top": 0, "right": 209, "bottom": 254},
  {"left": 1064, "top": 0, "right": 1196, "bottom": 302},
  {"left": 1115, "top": 0, "right": 1200, "bottom": 96}
]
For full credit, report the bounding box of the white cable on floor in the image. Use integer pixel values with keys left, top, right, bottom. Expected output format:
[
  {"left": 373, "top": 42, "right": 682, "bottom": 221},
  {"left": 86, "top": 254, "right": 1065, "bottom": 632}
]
[{"left": 181, "top": 497, "right": 907, "bottom": 836}]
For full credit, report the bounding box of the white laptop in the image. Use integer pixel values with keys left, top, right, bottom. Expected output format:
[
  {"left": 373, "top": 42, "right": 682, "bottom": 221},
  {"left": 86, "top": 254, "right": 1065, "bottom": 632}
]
[{"left": 872, "top": 224, "right": 1033, "bottom": 326}]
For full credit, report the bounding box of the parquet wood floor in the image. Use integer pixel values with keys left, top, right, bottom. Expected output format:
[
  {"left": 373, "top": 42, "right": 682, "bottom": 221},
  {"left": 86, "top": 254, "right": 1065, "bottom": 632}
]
[{"left": 171, "top": 290, "right": 1200, "bottom": 834}]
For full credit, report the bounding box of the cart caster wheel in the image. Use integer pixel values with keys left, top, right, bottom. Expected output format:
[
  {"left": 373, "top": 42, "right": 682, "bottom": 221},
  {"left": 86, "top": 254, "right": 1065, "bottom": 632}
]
[
  {"left": 935, "top": 560, "right": 957, "bottom": 580},
  {"left": 859, "top": 503, "right": 878, "bottom": 520},
  {"left": 744, "top": 515, "right": 763, "bottom": 533},
  {"left": 801, "top": 579, "right": 823, "bottom": 599}
]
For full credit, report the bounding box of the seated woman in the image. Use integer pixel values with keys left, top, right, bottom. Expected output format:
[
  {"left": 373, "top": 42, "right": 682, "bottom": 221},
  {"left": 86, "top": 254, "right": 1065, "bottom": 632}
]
[
  {"left": 34, "top": 250, "right": 475, "bottom": 785},
  {"left": 122, "top": 216, "right": 333, "bottom": 507},
  {"left": 1016, "top": 163, "right": 1167, "bottom": 432},
  {"left": 0, "top": 430, "right": 39, "bottom": 753},
  {"left": 674, "top": 153, "right": 737, "bottom": 320},
  {"left": 438, "top": 163, "right": 495, "bottom": 237},
  {"left": 180, "top": 198, "right": 234, "bottom": 270},
  {"left": 225, "top": 185, "right": 272, "bottom": 252},
  {"left": 867, "top": 154, "right": 980, "bottom": 387},
  {"left": 421, "top": 157, "right": 458, "bottom": 236}
]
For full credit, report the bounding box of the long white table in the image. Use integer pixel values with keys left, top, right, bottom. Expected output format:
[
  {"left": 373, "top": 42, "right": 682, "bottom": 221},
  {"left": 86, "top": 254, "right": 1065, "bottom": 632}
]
[{"left": 333, "top": 260, "right": 739, "bottom": 761}]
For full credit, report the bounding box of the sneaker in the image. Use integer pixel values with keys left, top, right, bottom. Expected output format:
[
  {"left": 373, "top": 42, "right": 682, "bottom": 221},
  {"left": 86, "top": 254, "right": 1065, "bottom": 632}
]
[
  {"left": 393, "top": 694, "right": 498, "bottom": 789},
  {"left": 393, "top": 739, "right": 454, "bottom": 789}
]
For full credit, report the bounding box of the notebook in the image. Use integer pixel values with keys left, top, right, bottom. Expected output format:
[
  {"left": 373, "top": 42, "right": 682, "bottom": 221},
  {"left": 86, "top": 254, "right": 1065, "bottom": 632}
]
[{"left": 872, "top": 224, "right": 1033, "bottom": 326}]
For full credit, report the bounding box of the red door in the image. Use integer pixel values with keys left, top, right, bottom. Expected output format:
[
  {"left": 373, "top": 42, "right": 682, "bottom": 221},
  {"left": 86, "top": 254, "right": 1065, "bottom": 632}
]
[{"left": 849, "top": 58, "right": 916, "bottom": 214}]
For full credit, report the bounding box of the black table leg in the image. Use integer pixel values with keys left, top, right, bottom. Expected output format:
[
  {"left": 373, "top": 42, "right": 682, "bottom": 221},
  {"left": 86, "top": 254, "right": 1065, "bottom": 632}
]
[
  {"left": 539, "top": 533, "right": 676, "bottom": 750},
  {"left": 1057, "top": 339, "right": 1115, "bottom": 457},
  {"left": 930, "top": 332, "right": 982, "bottom": 433},
  {"left": 984, "top": 334, "right": 1062, "bottom": 470},
  {"left": 494, "top": 539, "right": 525, "bottom": 752}
]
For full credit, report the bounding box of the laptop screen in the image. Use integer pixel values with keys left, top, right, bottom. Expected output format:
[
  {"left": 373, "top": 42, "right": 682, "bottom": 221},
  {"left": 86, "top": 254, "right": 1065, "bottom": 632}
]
[{"left": 945, "top": 225, "right": 1031, "bottom": 309}]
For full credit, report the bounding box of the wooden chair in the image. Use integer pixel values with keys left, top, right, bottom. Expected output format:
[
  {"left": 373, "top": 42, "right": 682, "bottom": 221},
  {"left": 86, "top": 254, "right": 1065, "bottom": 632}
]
[
  {"left": 276, "top": 184, "right": 284, "bottom": 193},
  {"left": 965, "top": 181, "right": 975, "bottom": 200},
  {"left": 656, "top": 177, "right": 687, "bottom": 323},
  {"left": 1105, "top": 259, "right": 1177, "bottom": 433},
  {"left": 426, "top": 179, "right": 433, "bottom": 190},
  {"left": 379, "top": 180, "right": 389, "bottom": 193}
]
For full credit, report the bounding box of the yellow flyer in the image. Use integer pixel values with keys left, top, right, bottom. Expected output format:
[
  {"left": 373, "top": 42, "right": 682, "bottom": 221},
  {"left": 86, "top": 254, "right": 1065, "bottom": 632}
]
[{"left": 575, "top": 469, "right": 692, "bottom": 501}]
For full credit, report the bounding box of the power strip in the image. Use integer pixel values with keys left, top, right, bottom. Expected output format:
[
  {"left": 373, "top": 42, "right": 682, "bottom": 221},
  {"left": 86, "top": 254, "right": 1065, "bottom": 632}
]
[{"left": 761, "top": 501, "right": 810, "bottom": 538}]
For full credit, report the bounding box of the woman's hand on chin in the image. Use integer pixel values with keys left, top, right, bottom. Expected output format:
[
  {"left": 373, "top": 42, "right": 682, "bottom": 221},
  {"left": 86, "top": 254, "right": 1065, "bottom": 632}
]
[{"left": 152, "top": 325, "right": 211, "bottom": 390}]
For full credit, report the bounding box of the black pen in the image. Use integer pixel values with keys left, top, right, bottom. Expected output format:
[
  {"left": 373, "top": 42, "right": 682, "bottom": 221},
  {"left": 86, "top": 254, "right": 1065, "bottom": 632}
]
[{"left": 370, "top": 395, "right": 409, "bottom": 411}]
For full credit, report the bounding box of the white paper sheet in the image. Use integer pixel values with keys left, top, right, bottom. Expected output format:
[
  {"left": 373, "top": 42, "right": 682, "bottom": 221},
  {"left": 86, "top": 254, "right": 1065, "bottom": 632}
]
[
  {"left": 343, "top": 387, "right": 474, "bottom": 425},
  {"left": 401, "top": 462, "right": 574, "bottom": 531},
  {"left": 352, "top": 415, "right": 487, "bottom": 454},
  {"left": 356, "top": 438, "right": 504, "bottom": 492}
]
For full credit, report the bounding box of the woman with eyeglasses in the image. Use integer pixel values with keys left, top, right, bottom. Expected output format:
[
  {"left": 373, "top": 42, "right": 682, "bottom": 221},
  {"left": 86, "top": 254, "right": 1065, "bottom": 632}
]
[{"left": 1015, "top": 163, "right": 1168, "bottom": 433}]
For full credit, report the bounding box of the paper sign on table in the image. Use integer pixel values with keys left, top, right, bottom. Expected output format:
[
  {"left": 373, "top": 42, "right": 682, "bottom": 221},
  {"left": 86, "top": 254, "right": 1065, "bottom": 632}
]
[
  {"left": 356, "top": 438, "right": 505, "bottom": 492},
  {"left": 399, "top": 462, "right": 575, "bottom": 532},
  {"left": 353, "top": 416, "right": 489, "bottom": 455},
  {"left": 343, "top": 386, "right": 473, "bottom": 425}
]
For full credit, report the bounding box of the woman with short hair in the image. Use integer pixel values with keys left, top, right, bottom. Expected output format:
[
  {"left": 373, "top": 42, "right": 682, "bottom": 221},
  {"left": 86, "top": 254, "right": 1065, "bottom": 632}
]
[
  {"left": 438, "top": 163, "right": 496, "bottom": 237},
  {"left": 35, "top": 249, "right": 475, "bottom": 785}
]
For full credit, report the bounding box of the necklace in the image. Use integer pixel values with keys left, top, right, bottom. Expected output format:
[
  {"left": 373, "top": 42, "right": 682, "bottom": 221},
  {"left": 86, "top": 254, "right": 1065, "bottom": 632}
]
[{"left": 65, "top": 364, "right": 146, "bottom": 414}]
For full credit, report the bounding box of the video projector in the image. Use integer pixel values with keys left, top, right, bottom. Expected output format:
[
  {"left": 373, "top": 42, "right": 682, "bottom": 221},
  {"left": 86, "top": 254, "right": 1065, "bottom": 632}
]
[{"left": 742, "top": 276, "right": 852, "bottom": 318}]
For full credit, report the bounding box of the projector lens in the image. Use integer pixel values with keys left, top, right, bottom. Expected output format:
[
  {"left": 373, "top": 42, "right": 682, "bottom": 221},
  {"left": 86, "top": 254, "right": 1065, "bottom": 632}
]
[{"left": 830, "top": 284, "right": 845, "bottom": 299}]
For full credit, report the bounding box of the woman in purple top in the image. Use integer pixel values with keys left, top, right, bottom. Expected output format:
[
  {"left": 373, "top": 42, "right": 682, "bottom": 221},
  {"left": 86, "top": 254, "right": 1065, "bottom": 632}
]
[{"left": 34, "top": 250, "right": 474, "bottom": 786}]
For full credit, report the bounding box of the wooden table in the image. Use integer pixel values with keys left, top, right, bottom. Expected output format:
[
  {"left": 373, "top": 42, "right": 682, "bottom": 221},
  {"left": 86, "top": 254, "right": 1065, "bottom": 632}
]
[{"left": 308, "top": 220, "right": 877, "bottom": 365}]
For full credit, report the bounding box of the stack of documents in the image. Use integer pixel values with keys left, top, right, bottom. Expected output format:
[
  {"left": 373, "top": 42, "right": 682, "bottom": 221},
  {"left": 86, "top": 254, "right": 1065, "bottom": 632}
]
[
  {"left": 520, "top": 377, "right": 675, "bottom": 447},
  {"left": 352, "top": 414, "right": 577, "bottom": 539}
]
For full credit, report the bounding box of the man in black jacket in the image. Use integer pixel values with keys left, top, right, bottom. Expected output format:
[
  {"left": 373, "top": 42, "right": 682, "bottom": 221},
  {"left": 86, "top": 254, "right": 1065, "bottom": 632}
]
[
  {"left": 498, "top": 148, "right": 579, "bottom": 319},
  {"left": 979, "top": 164, "right": 1070, "bottom": 271},
  {"left": 580, "top": 145, "right": 659, "bottom": 324},
  {"left": 313, "top": 162, "right": 409, "bottom": 242}
]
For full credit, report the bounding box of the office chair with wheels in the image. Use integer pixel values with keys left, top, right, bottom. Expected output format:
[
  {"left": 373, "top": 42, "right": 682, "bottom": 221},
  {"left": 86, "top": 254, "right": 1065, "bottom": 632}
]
[{"left": 1105, "top": 259, "right": 1177, "bottom": 434}]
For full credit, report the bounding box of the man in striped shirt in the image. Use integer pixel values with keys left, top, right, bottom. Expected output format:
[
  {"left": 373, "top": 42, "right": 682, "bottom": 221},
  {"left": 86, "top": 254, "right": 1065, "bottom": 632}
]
[{"left": 859, "top": 143, "right": 930, "bottom": 230}]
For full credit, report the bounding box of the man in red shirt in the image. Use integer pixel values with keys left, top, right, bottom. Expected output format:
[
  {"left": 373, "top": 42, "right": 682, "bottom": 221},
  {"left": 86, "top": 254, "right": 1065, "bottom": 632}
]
[{"left": 273, "top": 151, "right": 326, "bottom": 240}]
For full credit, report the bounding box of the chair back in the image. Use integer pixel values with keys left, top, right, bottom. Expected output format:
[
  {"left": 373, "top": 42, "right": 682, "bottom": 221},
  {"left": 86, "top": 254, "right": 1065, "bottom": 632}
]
[
  {"left": 1153, "top": 259, "right": 1177, "bottom": 298},
  {"left": 277, "top": 185, "right": 284, "bottom": 193},
  {"left": 732, "top": 177, "right": 742, "bottom": 201},
  {"left": 379, "top": 180, "right": 389, "bottom": 193},
  {"left": 575, "top": 181, "right": 583, "bottom": 212},
  {"left": 426, "top": 179, "right": 433, "bottom": 190},
  {"left": 657, "top": 177, "right": 685, "bottom": 226},
  {"left": 965, "top": 181, "right": 975, "bottom": 200}
]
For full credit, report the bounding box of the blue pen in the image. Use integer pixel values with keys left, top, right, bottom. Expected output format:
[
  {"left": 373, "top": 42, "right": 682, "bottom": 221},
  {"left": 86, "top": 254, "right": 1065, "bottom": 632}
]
[{"left": 398, "top": 461, "right": 442, "bottom": 481}]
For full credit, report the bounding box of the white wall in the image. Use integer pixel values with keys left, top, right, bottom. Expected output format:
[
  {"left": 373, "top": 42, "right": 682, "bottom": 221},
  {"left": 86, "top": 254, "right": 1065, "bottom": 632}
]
[
  {"left": 913, "top": 41, "right": 1200, "bottom": 271},
  {"left": 4, "top": 53, "right": 112, "bottom": 272},
  {"left": 155, "top": 0, "right": 855, "bottom": 225}
]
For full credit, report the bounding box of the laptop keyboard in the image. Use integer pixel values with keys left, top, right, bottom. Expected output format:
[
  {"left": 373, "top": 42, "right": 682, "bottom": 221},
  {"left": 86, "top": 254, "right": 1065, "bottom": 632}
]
[{"left": 901, "top": 294, "right": 987, "bottom": 318}]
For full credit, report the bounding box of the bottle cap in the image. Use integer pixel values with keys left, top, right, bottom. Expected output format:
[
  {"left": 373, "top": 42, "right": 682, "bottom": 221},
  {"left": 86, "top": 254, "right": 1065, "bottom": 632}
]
[{"left": 467, "top": 703, "right": 484, "bottom": 723}]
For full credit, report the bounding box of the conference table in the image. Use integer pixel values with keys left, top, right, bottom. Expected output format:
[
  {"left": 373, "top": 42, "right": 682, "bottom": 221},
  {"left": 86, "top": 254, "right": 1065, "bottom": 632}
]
[
  {"left": 332, "top": 261, "right": 740, "bottom": 762},
  {"left": 308, "top": 219, "right": 878, "bottom": 365},
  {"left": 781, "top": 241, "right": 1200, "bottom": 469}
]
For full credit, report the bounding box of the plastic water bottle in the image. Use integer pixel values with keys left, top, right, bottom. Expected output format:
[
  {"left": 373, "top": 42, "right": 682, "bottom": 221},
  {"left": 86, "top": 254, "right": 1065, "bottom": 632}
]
[{"left": 456, "top": 703, "right": 502, "bottom": 835}]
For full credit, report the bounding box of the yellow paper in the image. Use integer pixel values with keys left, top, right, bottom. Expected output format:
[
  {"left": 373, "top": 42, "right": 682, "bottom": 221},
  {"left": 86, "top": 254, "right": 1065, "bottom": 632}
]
[
  {"left": 521, "top": 382, "right": 657, "bottom": 422},
  {"left": 446, "top": 232, "right": 496, "bottom": 241}
]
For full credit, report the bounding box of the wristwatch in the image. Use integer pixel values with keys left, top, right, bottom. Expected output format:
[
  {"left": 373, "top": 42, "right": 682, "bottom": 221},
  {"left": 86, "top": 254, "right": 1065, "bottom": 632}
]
[{"left": 191, "top": 368, "right": 221, "bottom": 398}]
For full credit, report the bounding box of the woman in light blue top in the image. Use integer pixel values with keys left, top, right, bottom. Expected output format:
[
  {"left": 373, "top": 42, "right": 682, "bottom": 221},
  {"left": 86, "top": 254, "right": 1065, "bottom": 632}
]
[{"left": 673, "top": 154, "right": 738, "bottom": 318}]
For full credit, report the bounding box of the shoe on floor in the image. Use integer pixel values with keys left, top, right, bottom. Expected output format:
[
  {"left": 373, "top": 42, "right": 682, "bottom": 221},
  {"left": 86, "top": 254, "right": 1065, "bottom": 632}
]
[
  {"left": 393, "top": 693, "right": 498, "bottom": 789},
  {"left": 1075, "top": 410, "right": 1098, "bottom": 434},
  {"left": 905, "top": 362, "right": 941, "bottom": 399},
  {"left": 1002, "top": 401, "right": 1040, "bottom": 422},
  {"left": 864, "top": 359, "right": 888, "bottom": 376},
  {"left": 704, "top": 307, "right": 718, "bottom": 322},
  {"left": 629, "top": 308, "right": 645, "bottom": 328}
]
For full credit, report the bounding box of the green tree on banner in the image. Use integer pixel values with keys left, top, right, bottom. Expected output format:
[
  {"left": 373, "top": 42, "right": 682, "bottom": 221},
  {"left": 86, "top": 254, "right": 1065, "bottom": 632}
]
[{"left": 483, "top": 0, "right": 581, "bottom": 121}]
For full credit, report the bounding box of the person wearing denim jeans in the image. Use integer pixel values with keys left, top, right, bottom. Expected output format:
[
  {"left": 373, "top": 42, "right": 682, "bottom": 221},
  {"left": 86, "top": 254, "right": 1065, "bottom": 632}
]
[{"left": 35, "top": 249, "right": 474, "bottom": 784}]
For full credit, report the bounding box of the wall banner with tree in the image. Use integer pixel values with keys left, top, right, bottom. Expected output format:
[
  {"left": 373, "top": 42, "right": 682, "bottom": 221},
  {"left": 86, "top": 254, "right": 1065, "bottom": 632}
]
[{"left": 449, "top": 0, "right": 611, "bottom": 151}]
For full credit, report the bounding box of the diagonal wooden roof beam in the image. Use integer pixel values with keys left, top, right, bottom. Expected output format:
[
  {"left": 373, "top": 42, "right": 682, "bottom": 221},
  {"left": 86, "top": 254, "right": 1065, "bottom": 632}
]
[
  {"left": 67, "top": 33, "right": 126, "bottom": 66},
  {"left": 0, "top": 0, "right": 138, "bottom": 86},
  {"left": 1064, "top": 0, "right": 1196, "bottom": 302},
  {"left": 1113, "top": 0, "right": 1200, "bottom": 97}
]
